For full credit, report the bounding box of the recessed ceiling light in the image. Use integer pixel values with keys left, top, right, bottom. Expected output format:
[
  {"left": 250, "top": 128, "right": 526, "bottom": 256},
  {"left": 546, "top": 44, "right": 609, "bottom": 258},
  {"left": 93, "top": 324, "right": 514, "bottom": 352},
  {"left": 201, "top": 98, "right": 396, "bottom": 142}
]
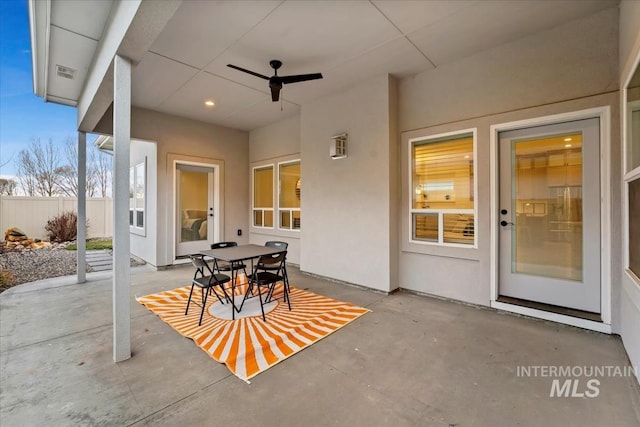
[
  {"left": 564, "top": 137, "right": 572, "bottom": 142},
  {"left": 464, "top": 155, "right": 470, "bottom": 159},
  {"left": 204, "top": 100, "right": 215, "bottom": 107},
  {"left": 565, "top": 144, "right": 572, "bottom": 148}
]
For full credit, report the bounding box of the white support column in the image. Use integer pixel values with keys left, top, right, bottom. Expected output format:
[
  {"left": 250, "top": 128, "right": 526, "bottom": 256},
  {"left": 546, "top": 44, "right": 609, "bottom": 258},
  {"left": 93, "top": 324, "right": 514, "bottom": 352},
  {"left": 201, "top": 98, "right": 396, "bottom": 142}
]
[
  {"left": 77, "top": 131, "right": 87, "bottom": 284},
  {"left": 113, "top": 55, "right": 131, "bottom": 362}
]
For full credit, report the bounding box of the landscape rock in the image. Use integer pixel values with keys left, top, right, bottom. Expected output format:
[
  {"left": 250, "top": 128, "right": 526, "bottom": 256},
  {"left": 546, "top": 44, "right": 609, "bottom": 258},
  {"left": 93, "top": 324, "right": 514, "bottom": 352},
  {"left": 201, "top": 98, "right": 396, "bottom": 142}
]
[{"left": 3, "top": 228, "right": 51, "bottom": 250}]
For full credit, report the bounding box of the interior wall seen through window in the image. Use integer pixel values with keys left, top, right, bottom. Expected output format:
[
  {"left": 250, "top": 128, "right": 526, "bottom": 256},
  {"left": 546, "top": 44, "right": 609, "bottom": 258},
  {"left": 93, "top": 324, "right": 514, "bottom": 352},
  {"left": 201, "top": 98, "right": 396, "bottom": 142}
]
[
  {"left": 411, "top": 132, "right": 475, "bottom": 245},
  {"left": 253, "top": 166, "right": 274, "bottom": 228},
  {"left": 279, "top": 161, "right": 300, "bottom": 230}
]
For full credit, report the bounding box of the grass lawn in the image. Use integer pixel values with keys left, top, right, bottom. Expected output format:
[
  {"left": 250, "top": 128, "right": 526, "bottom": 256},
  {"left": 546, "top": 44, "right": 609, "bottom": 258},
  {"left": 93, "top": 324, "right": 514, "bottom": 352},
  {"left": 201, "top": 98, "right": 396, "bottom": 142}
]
[{"left": 65, "top": 239, "right": 112, "bottom": 251}]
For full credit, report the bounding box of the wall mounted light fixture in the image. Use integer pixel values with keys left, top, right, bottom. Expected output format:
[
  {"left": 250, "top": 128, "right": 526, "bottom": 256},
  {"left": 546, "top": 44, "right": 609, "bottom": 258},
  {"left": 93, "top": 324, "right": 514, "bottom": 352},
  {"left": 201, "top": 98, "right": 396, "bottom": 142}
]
[{"left": 330, "top": 133, "right": 348, "bottom": 159}]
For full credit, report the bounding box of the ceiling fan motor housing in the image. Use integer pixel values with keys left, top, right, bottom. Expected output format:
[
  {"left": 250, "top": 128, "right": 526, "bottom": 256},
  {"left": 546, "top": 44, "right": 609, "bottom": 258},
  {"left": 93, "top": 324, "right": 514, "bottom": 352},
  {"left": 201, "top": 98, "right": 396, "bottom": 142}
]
[{"left": 269, "top": 60, "right": 282, "bottom": 71}]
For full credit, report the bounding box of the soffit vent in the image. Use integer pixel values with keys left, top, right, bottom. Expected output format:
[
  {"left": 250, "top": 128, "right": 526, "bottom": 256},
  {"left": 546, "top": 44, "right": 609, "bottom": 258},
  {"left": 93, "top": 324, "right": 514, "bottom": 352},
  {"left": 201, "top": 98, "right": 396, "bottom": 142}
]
[{"left": 56, "top": 65, "right": 77, "bottom": 80}]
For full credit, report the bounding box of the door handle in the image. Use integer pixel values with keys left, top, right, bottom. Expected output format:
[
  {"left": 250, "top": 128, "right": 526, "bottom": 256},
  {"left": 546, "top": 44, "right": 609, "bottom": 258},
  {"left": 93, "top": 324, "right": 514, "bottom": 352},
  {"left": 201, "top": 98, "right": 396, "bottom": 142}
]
[{"left": 500, "top": 220, "right": 514, "bottom": 227}]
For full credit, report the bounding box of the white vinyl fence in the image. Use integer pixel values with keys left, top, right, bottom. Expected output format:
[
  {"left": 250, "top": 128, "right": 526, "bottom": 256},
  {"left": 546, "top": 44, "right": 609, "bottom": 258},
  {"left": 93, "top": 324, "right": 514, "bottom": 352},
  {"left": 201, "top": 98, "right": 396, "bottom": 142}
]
[{"left": 0, "top": 196, "right": 113, "bottom": 241}]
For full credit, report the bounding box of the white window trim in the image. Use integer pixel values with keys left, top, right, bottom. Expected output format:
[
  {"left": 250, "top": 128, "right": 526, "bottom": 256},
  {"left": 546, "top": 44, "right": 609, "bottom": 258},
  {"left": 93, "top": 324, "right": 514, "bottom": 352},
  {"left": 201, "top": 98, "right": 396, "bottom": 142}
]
[
  {"left": 277, "top": 159, "right": 301, "bottom": 232},
  {"left": 129, "top": 158, "right": 146, "bottom": 236},
  {"left": 408, "top": 128, "right": 478, "bottom": 248},
  {"left": 252, "top": 164, "right": 275, "bottom": 229},
  {"left": 623, "top": 95, "right": 640, "bottom": 287},
  {"left": 619, "top": 28, "right": 640, "bottom": 352}
]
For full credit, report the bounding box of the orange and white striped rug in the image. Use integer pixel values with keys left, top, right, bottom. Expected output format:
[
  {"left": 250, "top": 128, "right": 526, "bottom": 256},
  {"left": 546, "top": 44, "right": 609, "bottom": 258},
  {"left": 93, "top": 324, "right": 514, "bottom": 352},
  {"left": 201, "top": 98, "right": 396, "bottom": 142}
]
[{"left": 136, "top": 279, "right": 369, "bottom": 381}]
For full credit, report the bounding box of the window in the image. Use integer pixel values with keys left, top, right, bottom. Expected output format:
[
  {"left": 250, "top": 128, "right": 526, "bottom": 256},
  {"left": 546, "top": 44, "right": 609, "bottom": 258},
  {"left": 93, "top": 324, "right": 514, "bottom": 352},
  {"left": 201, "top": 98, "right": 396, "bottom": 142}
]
[
  {"left": 626, "top": 62, "right": 640, "bottom": 283},
  {"left": 279, "top": 161, "right": 301, "bottom": 230},
  {"left": 253, "top": 165, "right": 274, "bottom": 228},
  {"left": 129, "top": 160, "right": 146, "bottom": 232},
  {"left": 410, "top": 130, "right": 476, "bottom": 246}
]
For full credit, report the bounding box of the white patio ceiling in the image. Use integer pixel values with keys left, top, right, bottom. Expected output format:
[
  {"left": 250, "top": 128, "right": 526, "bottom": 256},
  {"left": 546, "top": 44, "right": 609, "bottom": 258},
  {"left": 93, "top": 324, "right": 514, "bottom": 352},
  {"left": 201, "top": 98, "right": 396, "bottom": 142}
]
[{"left": 40, "top": 0, "right": 617, "bottom": 132}]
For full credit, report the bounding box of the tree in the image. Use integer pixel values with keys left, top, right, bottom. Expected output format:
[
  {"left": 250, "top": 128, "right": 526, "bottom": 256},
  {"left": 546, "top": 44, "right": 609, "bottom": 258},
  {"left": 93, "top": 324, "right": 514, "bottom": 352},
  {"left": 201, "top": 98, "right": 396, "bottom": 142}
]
[
  {"left": 56, "top": 137, "right": 99, "bottom": 197},
  {"left": 90, "top": 144, "right": 112, "bottom": 197},
  {"left": 55, "top": 138, "right": 79, "bottom": 197},
  {"left": 16, "top": 148, "right": 38, "bottom": 196},
  {"left": 0, "top": 178, "right": 17, "bottom": 195},
  {"left": 16, "top": 138, "right": 61, "bottom": 196},
  {"left": 14, "top": 136, "right": 113, "bottom": 197}
]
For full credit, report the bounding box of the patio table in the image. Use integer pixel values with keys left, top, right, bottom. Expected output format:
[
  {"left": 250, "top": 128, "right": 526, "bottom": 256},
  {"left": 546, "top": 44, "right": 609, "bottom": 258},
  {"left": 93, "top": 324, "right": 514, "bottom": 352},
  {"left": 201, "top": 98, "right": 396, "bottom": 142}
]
[{"left": 200, "top": 244, "right": 283, "bottom": 319}]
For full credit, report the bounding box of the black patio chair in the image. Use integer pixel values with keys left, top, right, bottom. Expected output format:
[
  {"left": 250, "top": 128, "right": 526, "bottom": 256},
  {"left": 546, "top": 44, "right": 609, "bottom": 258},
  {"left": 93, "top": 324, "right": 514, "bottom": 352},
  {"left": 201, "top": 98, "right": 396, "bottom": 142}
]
[
  {"left": 185, "top": 254, "right": 231, "bottom": 326},
  {"left": 260, "top": 241, "right": 290, "bottom": 293},
  {"left": 242, "top": 250, "right": 290, "bottom": 321}
]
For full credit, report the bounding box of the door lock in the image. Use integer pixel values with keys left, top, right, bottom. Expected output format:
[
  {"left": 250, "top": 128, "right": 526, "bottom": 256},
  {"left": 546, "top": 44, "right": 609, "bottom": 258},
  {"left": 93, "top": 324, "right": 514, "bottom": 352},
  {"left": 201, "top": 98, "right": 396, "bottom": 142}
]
[{"left": 500, "top": 220, "right": 514, "bottom": 227}]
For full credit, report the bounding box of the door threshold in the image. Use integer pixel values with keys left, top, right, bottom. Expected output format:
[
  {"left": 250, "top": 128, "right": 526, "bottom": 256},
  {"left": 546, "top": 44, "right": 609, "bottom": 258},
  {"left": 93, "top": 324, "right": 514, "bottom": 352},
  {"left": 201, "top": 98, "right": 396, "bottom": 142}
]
[
  {"left": 173, "top": 257, "right": 191, "bottom": 265},
  {"left": 497, "top": 296, "right": 601, "bottom": 321},
  {"left": 492, "top": 297, "right": 610, "bottom": 334}
]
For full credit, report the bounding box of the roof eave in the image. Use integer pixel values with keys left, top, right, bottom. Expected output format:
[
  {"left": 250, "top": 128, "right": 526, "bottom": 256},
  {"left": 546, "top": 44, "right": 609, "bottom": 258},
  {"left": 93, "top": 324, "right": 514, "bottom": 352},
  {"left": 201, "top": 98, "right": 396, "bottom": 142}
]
[
  {"left": 28, "top": 0, "right": 50, "bottom": 101},
  {"left": 93, "top": 135, "right": 113, "bottom": 153}
]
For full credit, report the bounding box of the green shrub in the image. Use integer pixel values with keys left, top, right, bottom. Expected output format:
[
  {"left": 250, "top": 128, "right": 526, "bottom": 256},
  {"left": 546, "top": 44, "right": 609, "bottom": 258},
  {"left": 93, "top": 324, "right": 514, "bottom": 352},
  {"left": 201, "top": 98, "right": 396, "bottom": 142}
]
[{"left": 45, "top": 211, "right": 80, "bottom": 242}]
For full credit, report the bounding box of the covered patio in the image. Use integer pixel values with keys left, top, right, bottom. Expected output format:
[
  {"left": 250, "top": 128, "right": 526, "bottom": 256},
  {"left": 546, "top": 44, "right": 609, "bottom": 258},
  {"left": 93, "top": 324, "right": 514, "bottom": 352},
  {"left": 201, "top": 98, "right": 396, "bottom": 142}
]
[
  {"left": 1, "top": 267, "right": 638, "bottom": 425},
  {"left": 12, "top": 1, "right": 640, "bottom": 423}
]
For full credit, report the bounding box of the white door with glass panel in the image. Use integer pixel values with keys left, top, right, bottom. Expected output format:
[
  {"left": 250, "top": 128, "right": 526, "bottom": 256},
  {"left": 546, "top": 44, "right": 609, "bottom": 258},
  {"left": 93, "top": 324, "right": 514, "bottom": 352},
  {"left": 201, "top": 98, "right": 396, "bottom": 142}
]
[
  {"left": 498, "top": 118, "right": 600, "bottom": 313},
  {"left": 176, "top": 164, "right": 216, "bottom": 257}
]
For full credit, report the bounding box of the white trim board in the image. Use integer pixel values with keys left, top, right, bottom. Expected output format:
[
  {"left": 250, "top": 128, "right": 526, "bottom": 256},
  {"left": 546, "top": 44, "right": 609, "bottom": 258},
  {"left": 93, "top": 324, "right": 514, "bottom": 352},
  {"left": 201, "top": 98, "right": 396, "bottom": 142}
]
[{"left": 489, "top": 107, "right": 612, "bottom": 333}]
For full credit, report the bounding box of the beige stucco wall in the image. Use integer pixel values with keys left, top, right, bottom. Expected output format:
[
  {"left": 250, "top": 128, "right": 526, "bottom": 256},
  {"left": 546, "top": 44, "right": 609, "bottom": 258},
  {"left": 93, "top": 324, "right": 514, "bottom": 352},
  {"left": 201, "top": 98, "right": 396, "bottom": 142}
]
[
  {"left": 129, "top": 139, "right": 157, "bottom": 265},
  {"left": 397, "top": 7, "right": 621, "bottom": 309},
  {"left": 300, "top": 74, "right": 398, "bottom": 292},
  {"left": 619, "top": 0, "right": 640, "bottom": 381},
  {"left": 399, "top": 7, "right": 619, "bottom": 133},
  {"left": 95, "top": 106, "right": 250, "bottom": 266},
  {"left": 249, "top": 114, "right": 300, "bottom": 162}
]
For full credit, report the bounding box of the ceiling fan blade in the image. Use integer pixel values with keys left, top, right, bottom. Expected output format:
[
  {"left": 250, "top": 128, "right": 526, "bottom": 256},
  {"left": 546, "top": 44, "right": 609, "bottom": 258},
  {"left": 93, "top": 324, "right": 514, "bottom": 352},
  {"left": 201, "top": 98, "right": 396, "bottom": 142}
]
[
  {"left": 226, "top": 64, "right": 269, "bottom": 80},
  {"left": 280, "top": 73, "right": 323, "bottom": 85},
  {"left": 270, "top": 85, "right": 281, "bottom": 102}
]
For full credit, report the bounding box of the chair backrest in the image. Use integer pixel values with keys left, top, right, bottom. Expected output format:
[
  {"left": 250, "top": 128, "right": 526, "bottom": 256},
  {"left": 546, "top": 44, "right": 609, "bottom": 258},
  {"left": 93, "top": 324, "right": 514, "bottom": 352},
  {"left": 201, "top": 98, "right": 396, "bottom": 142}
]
[
  {"left": 189, "top": 254, "right": 211, "bottom": 277},
  {"left": 257, "top": 250, "right": 287, "bottom": 269},
  {"left": 265, "top": 241, "right": 288, "bottom": 250},
  {"left": 211, "top": 241, "right": 238, "bottom": 250}
]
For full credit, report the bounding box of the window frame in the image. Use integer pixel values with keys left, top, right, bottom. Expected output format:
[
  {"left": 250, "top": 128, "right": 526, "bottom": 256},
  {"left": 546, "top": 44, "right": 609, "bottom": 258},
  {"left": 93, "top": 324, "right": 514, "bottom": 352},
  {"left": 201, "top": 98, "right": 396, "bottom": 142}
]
[
  {"left": 408, "top": 128, "right": 477, "bottom": 248},
  {"left": 625, "top": 114, "right": 640, "bottom": 284},
  {"left": 129, "top": 158, "right": 146, "bottom": 236},
  {"left": 627, "top": 171, "right": 640, "bottom": 283},
  {"left": 624, "top": 49, "right": 640, "bottom": 287},
  {"left": 277, "top": 159, "right": 301, "bottom": 232},
  {"left": 252, "top": 164, "right": 275, "bottom": 229}
]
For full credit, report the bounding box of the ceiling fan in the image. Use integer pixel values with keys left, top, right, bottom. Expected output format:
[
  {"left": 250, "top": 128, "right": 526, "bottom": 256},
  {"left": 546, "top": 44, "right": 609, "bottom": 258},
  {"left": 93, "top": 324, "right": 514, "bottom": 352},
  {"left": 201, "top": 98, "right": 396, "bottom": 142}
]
[{"left": 227, "top": 60, "right": 323, "bottom": 102}]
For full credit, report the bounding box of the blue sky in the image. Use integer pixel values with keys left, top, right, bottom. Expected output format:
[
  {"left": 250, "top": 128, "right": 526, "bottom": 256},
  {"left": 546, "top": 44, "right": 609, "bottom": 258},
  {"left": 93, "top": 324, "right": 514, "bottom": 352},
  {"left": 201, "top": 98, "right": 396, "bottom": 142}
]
[{"left": 0, "top": 0, "right": 78, "bottom": 178}]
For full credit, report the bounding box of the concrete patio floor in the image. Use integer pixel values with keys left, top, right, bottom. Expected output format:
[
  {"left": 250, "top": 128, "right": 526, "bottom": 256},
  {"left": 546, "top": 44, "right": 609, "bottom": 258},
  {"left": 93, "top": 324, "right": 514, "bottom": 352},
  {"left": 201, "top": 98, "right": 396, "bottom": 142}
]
[{"left": 1, "top": 265, "right": 639, "bottom": 426}]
